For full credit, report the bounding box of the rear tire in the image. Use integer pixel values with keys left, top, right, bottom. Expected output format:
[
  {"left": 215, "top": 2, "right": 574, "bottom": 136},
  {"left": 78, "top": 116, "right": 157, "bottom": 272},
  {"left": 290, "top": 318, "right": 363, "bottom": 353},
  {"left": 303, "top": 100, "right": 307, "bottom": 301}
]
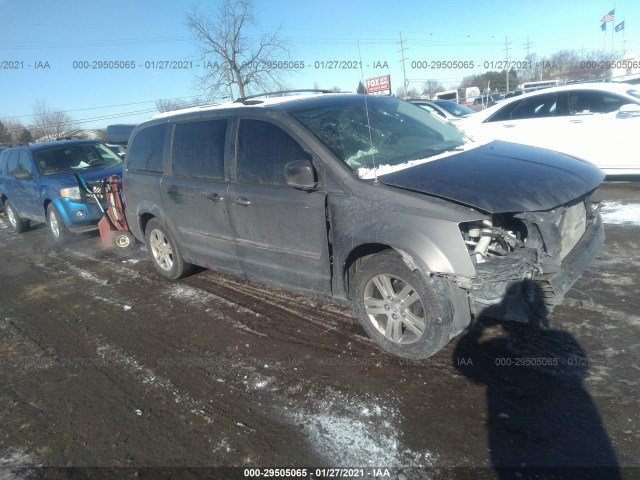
[
  {"left": 144, "top": 218, "right": 192, "bottom": 279},
  {"left": 353, "top": 250, "right": 452, "bottom": 359},
  {"left": 4, "top": 201, "right": 30, "bottom": 233},
  {"left": 47, "top": 204, "right": 71, "bottom": 244}
]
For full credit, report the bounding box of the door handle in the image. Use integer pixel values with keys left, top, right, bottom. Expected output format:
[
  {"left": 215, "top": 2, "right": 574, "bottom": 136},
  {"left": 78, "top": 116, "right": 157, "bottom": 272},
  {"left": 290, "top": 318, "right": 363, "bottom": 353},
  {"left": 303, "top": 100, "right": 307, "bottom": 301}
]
[
  {"left": 233, "top": 197, "right": 251, "bottom": 206},
  {"left": 503, "top": 124, "right": 516, "bottom": 128},
  {"left": 570, "top": 119, "right": 583, "bottom": 123},
  {"left": 206, "top": 193, "right": 224, "bottom": 202}
]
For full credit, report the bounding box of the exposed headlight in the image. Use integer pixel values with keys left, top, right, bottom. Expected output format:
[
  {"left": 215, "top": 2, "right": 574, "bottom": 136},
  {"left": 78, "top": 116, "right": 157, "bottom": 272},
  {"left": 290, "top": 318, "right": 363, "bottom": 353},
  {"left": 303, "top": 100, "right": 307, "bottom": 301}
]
[{"left": 60, "top": 186, "right": 81, "bottom": 200}]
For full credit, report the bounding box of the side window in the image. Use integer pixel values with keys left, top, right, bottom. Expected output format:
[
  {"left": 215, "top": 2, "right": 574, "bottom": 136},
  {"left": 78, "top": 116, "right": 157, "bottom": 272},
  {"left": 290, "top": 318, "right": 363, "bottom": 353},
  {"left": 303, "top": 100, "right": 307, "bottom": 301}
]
[
  {"left": 172, "top": 119, "right": 226, "bottom": 179},
  {"left": 486, "top": 101, "right": 521, "bottom": 122},
  {"left": 508, "top": 93, "right": 558, "bottom": 120},
  {"left": 127, "top": 124, "right": 167, "bottom": 173},
  {"left": 236, "top": 120, "right": 311, "bottom": 186},
  {"left": 568, "top": 91, "right": 626, "bottom": 115},
  {"left": 16, "top": 151, "right": 33, "bottom": 176},
  {"left": 5, "top": 152, "right": 19, "bottom": 175}
]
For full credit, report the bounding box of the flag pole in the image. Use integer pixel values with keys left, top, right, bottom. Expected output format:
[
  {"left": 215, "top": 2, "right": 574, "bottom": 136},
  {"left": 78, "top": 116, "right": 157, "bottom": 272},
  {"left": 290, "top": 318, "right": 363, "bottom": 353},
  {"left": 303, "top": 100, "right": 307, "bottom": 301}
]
[{"left": 612, "top": 4, "right": 616, "bottom": 53}]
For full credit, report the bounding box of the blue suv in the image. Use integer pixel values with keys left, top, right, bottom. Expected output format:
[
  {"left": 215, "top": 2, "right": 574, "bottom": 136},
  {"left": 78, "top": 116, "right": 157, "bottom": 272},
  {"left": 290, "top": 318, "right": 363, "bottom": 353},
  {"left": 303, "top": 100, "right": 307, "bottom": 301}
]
[{"left": 0, "top": 140, "right": 123, "bottom": 243}]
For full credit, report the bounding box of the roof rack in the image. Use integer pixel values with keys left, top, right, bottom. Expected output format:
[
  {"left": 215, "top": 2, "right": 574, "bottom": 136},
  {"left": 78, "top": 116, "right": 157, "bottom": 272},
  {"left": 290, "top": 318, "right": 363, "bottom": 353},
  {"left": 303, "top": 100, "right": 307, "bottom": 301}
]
[{"left": 234, "top": 89, "right": 334, "bottom": 104}]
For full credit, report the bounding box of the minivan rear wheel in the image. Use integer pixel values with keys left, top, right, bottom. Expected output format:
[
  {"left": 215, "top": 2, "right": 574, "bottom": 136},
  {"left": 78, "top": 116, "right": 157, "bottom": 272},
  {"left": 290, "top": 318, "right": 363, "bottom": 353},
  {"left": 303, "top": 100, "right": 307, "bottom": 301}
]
[
  {"left": 145, "top": 218, "right": 192, "bottom": 279},
  {"left": 353, "top": 250, "right": 452, "bottom": 359}
]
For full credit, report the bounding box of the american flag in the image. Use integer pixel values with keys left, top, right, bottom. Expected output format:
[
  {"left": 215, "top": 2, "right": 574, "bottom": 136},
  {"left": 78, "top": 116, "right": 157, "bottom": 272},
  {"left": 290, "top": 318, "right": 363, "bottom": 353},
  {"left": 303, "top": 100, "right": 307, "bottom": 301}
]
[{"left": 601, "top": 9, "right": 615, "bottom": 23}]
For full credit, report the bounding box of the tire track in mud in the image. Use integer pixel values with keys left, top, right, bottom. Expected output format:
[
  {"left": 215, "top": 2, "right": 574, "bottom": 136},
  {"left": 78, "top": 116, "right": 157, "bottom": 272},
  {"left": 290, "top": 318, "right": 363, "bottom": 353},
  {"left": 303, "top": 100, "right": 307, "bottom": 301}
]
[{"left": 182, "top": 272, "right": 378, "bottom": 357}]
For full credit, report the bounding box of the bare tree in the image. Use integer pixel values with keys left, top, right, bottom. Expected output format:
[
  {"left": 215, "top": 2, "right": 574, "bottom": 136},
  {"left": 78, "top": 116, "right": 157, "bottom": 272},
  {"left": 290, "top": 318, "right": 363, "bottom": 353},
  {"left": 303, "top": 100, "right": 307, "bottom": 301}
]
[
  {"left": 186, "top": 0, "right": 289, "bottom": 100},
  {"left": 422, "top": 79, "right": 444, "bottom": 99},
  {"left": 18, "top": 127, "right": 33, "bottom": 143},
  {"left": 155, "top": 97, "right": 205, "bottom": 113},
  {"left": 517, "top": 49, "right": 621, "bottom": 84},
  {"left": 31, "top": 99, "right": 75, "bottom": 141},
  {"left": 395, "top": 86, "right": 420, "bottom": 99},
  {"left": 0, "top": 121, "right": 10, "bottom": 143},
  {"left": 0, "top": 119, "right": 34, "bottom": 143}
]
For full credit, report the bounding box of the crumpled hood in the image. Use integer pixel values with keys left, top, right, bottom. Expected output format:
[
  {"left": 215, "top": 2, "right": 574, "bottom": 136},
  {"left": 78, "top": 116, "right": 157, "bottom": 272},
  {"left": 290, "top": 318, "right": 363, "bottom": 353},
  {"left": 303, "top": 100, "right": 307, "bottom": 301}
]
[{"left": 377, "top": 141, "right": 605, "bottom": 213}]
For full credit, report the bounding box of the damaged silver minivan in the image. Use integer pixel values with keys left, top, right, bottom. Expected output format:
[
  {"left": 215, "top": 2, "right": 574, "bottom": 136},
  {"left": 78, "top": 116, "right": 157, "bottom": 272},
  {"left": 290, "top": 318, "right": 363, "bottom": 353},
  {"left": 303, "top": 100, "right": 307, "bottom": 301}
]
[{"left": 124, "top": 92, "right": 604, "bottom": 359}]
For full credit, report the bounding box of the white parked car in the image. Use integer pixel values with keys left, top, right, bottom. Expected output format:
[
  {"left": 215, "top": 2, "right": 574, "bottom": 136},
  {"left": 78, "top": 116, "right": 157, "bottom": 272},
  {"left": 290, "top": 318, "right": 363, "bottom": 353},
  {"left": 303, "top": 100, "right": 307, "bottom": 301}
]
[{"left": 458, "top": 83, "right": 640, "bottom": 175}]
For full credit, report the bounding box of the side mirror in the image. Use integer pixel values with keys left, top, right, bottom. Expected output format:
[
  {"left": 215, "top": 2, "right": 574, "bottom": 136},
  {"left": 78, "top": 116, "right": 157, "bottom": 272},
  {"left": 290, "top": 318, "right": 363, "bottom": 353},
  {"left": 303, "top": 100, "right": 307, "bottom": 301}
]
[
  {"left": 285, "top": 160, "right": 317, "bottom": 190},
  {"left": 617, "top": 104, "right": 640, "bottom": 118},
  {"left": 14, "top": 168, "right": 32, "bottom": 180}
]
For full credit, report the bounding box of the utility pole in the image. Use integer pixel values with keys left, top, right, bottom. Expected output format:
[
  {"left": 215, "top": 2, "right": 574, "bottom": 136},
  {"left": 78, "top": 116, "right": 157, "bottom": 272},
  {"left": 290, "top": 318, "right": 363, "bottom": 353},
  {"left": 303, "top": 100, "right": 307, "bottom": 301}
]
[
  {"left": 524, "top": 37, "right": 532, "bottom": 58},
  {"left": 398, "top": 32, "right": 409, "bottom": 98},
  {"left": 523, "top": 37, "right": 533, "bottom": 83},
  {"left": 504, "top": 36, "right": 512, "bottom": 92}
]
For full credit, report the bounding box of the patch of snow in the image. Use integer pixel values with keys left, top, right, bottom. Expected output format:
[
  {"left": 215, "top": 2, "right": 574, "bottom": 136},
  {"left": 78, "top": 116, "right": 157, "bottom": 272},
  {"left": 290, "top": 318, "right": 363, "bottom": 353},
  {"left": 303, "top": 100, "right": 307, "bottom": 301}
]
[
  {"left": 169, "top": 285, "right": 256, "bottom": 315},
  {"left": 0, "top": 449, "right": 36, "bottom": 466},
  {"left": 601, "top": 202, "right": 640, "bottom": 226},
  {"left": 231, "top": 319, "right": 268, "bottom": 337},
  {"left": 282, "top": 390, "right": 436, "bottom": 467}
]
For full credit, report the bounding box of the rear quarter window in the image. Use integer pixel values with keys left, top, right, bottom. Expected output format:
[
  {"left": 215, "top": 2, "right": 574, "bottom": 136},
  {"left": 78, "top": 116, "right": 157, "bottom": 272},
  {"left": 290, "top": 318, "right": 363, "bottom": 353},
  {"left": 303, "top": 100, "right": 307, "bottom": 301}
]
[
  {"left": 127, "top": 124, "right": 167, "bottom": 173},
  {"left": 5, "top": 151, "right": 20, "bottom": 176},
  {"left": 171, "top": 119, "right": 227, "bottom": 179}
]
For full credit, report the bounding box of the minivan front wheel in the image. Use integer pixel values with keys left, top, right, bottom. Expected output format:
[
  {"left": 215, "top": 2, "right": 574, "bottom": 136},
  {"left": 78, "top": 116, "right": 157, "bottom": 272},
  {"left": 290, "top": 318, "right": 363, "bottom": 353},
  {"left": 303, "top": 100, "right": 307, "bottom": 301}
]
[
  {"left": 145, "top": 218, "right": 192, "bottom": 280},
  {"left": 353, "top": 251, "right": 452, "bottom": 359}
]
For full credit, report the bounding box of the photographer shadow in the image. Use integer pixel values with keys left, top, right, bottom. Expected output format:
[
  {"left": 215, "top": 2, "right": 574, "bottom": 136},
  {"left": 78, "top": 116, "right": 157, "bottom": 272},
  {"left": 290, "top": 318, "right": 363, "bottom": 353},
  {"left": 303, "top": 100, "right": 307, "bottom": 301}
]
[{"left": 452, "top": 281, "right": 621, "bottom": 479}]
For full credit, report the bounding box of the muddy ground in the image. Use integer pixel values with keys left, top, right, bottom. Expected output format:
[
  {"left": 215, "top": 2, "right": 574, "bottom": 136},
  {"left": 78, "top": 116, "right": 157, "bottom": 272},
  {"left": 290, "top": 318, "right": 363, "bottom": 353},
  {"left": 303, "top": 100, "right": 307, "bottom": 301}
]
[{"left": 0, "top": 182, "right": 638, "bottom": 480}]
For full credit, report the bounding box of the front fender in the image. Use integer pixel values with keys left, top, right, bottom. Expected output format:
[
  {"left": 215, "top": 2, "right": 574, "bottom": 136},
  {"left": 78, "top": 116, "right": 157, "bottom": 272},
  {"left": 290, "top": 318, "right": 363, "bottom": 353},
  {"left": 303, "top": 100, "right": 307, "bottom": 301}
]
[{"left": 334, "top": 220, "right": 476, "bottom": 279}]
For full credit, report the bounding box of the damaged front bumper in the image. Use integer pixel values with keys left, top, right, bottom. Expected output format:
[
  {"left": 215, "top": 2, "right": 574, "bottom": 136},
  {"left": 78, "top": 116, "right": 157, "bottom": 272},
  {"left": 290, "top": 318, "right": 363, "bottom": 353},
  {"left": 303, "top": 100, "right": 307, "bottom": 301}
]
[{"left": 457, "top": 213, "right": 604, "bottom": 323}]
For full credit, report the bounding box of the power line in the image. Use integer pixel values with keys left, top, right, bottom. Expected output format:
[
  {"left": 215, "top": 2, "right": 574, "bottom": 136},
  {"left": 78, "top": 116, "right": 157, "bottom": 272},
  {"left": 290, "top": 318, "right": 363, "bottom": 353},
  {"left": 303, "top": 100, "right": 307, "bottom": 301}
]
[{"left": 1, "top": 95, "right": 202, "bottom": 122}]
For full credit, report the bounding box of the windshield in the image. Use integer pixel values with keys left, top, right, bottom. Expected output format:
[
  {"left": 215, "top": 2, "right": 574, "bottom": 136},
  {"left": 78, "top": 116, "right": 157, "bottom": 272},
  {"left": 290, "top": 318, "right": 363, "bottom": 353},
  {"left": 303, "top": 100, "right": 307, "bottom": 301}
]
[
  {"left": 35, "top": 143, "right": 122, "bottom": 175},
  {"left": 289, "top": 96, "right": 466, "bottom": 174}
]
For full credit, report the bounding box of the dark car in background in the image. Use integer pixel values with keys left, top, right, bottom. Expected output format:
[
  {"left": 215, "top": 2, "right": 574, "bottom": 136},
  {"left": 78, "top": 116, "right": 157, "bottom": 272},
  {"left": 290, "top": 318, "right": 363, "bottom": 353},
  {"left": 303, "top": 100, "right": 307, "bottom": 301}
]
[
  {"left": 0, "top": 140, "right": 123, "bottom": 243},
  {"left": 408, "top": 99, "right": 475, "bottom": 122},
  {"left": 124, "top": 92, "right": 604, "bottom": 359}
]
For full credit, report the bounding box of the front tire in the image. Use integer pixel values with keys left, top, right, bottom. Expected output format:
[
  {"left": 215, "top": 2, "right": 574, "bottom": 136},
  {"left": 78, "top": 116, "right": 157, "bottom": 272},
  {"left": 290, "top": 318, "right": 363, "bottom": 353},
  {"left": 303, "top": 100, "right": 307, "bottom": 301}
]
[
  {"left": 353, "top": 251, "right": 452, "bottom": 359},
  {"left": 144, "top": 218, "right": 192, "bottom": 279},
  {"left": 4, "top": 201, "right": 30, "bottom": 233},
  {"left": 47, "top": 204, "right": 71, "bottom": 244}
]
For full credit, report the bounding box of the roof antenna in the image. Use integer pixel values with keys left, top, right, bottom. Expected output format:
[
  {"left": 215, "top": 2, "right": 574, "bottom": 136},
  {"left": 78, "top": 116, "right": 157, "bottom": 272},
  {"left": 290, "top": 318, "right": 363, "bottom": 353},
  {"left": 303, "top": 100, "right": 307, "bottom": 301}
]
[{"left": 357, "top": 41, "right": 379, "bottom": 185}]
